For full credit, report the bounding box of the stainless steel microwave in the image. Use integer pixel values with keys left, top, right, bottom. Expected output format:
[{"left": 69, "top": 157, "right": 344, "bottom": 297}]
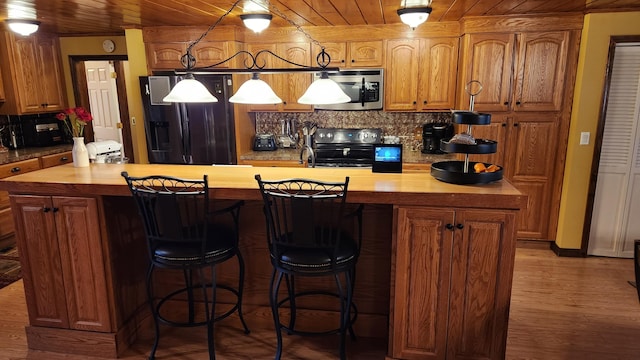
[{"left": 313, "top": 69, "right": 383, "bottom": 111}]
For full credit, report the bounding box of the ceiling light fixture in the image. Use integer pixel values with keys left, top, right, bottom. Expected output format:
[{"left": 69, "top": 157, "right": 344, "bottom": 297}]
[
  {"left": 5, "top": 19, "right": 40, "bottom": 36},
  {"left": 163, "top": 0, "right": 349, "bottom": 105},
  {"left": 240, "top": 13, "right": 272, "bottom": 33},
  {"left": 397, "top": 0, "right": 432, "bottom": 30}
]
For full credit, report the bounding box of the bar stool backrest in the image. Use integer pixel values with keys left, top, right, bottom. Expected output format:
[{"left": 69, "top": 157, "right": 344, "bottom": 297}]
[
  {"left": 255, "top": 175, "right": 350, "bottom": 266},
  {"left": 121, "top": 171, "right": 210, "bottom": 264}
]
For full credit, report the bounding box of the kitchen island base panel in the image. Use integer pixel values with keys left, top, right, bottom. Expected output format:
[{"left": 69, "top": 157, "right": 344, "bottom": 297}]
[{"left": 0, "top": 164, "right": 526, "bottom": 359}]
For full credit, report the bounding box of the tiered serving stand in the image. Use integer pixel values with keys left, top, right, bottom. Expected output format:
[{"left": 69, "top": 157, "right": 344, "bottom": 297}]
[{"left": 430, "top": 81, "right": 503, "bottom": 184}]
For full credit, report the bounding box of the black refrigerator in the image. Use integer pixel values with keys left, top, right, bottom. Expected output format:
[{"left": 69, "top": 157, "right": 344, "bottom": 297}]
[{"left": 139, "top": 74, "right": 237, "bottom": 165}]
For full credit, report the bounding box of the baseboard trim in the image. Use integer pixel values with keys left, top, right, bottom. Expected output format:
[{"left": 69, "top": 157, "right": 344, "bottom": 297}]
[{"left": 550, "top": 242, "right": 587, "bottom": 257}]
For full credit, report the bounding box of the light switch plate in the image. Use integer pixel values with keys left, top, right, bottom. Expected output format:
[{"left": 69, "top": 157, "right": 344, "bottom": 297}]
[{"left": 580, "top": 132, "right": 590, "bottom": 145}]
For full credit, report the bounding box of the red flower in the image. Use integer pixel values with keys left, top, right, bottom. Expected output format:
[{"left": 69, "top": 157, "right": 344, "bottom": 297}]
[{"left": 56, "top": 107, "right": 93, "bottom": 138}]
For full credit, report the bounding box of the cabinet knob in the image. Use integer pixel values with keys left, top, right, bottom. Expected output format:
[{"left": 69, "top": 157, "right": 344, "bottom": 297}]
[
  {"left": 351, "top": 59, "right": 355, "bottom": 63},
  {"left": 445, "top": 223, "right": 454, "bottom": 231},
  {"left": 52, "top": 207, "right": 59, "bottom": 213},
  {"left": 341, "top": 59, "right": 345, "bottom": 63},
  {"left": 43, "top": 207, "right": 51, "bottom": 213},
  {"left": 10, "top": 167, "right": 21, "bottom": 173},
  {"left": 514, "top": 123, "right": 519, "bottom": 127},
  {"left": 423, "top": 100, "right": 428, "bottom": 105},
  {"left": 516, "top": 101, "right": 521, "bottom": 105},
  {"left": 60, "top": 157, "right": 68, "bottom": 161},
  {"left": 504, "top": 102, "right": 509, "bottom": 105},
  {"left": 283, "top": 101, "right": 287, "bottom": 105},
  {"left": 456, "top": 223, "right": 464, "bottom": 230},
  {"left": 501, "top": 123, "right": 507, "bottom": 127},
  {"left": 412, "top": 101, "right": 417, "bottom": 105}
]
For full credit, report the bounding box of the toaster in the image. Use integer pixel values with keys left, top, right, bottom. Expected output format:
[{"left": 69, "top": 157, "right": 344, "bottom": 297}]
[{"left": 253, "top": 134, "right": 277, "bottom": 151}]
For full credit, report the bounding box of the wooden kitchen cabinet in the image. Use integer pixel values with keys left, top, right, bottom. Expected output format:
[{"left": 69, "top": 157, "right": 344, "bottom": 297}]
[
  {"left": 312, "top": 40, "right": 384, "bottom": 68},
  {"left": 459, "top": 31, "right": 569, "bottom": 113},
  {"left": 146, "top": 41, "right": 232, "bottom": 70},
  {"left": 465, "top": 113, "right": 560, "bottom": 240},
  {"left": 11, "top": 195, "right": 111, "bottom": 332},
  {"left": 0, "top": 158, "right": 41, "bottom": 250},
  {"left": 246, "top": 42, "right": 313, "bottom": 112},
  {"left": 385, "top": 38, "right": 459, "bottom": 111},
  {"left": 0, "top": 31, "right": 66, "bottom": 114},
  {"left": 0, "top": 66, "right": 5, "bottom": 101},
  {"left": 391, "top": 206, "right": 516, "bottom": 360}
]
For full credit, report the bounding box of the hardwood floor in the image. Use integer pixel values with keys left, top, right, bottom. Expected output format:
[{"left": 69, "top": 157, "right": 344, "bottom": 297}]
[{"left": 1, "top": 246, "right": 639, "bottom": 360}]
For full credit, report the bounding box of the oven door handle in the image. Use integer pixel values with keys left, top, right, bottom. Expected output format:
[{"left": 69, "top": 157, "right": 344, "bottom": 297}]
[{"left": 360, "top": 77, "right": 366, "bottom": 107}]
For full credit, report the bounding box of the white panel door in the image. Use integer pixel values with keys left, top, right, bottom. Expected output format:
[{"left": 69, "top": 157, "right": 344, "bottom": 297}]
[
  {"left": 588, "top": 44, "right": 640, "bottom": 258},
  {"left": 85, "top": 60, "right": 123, "bottom": 144}
]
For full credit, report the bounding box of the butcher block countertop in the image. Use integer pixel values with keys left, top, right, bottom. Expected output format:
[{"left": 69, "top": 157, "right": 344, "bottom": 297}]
[{"left": 0, "top": 163, "right": 526, "bottom": 209}]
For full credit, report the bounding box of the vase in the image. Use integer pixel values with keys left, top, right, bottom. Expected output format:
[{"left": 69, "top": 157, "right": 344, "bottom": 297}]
[{"left": 72, "top": 137, "right": 90, "bottom": 168}]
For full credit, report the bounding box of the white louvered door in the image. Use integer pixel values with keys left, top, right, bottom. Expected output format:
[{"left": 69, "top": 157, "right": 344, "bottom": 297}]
[{"left": 588, "top": 44, "right": 640, "bottom": 258}]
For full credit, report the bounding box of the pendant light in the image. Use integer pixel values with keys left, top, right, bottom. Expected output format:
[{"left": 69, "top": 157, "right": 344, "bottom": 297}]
[
  {"left": 229, "top": 73, "right": 282, "bottom": 104},
  {"left": 5, "top": 19, "right": 40, "bottom": 36},
  {"left": 240, "top": 13, "right": 272, "bottom": 33},
  {"left": 163, "top": 73, "right": 218, "bottom": 103},
  {"left": 298, "top": 72, "right": 350, "bottom": 105}
]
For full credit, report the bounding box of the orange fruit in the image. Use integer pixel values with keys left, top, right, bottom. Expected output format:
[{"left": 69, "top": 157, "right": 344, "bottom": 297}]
[
  {"left": 486, "top": 164, "right": 499, "bottom": 173},
  {"left": 474, "top": 163, "right": 487, "bottom": 173}
]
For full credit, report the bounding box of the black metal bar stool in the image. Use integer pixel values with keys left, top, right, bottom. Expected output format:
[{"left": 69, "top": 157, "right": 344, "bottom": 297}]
[
  {"left": 122, "top": 172, "right": 249, "bottom": 360},
  {"left": 254, "top": 174, "right": 363, "bottom": 360}
]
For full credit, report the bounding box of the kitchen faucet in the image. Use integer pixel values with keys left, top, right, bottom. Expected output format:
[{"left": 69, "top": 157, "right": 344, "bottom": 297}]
[{"left": 299, "top": 144, "right": 316, "bottom": 168}]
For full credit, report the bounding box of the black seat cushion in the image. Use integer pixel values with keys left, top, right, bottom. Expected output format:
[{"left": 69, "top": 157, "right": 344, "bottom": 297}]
[
  {"left": 272, "top": 232, "right": 358, "bottom": 274},
  {"left": 153, "top": 223, "right": 237, "bottom": 267}
]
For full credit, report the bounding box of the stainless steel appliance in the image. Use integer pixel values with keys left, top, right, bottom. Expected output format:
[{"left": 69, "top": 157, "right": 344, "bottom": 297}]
[
  {"left": 86, "top": 140, "right": 124, "bottom": 163},
  {"left": 422, "top": 122, "right": 454, "bottom": 154},
  {"left": 313, "top": 128, "right": 382, "bottom": 167},
  {"left": 139, "top": 74, "right": 237, "bottom": 165},
  {"left": 22, "top": 118, "right": 64, "bottom": 147},
  {"left": 312, "top": 69, "right": 383, "bottom": 111}
]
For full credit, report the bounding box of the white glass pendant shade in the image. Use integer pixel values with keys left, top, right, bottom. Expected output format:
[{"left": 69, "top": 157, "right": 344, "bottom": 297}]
[
  {"left": 240, "top": 14, "right": 272, "bottom": 33},
  {"left": 229, "top": 73, "right": 282, "bottom": 104},
  {"left": 163, "top": 73, "right": 218, "bottom": 103},
  {"left": 298, "top": 73, "right": 351, "bottom": 105},
  {"left": 6, "top": 19, "right": 40, "bottom": 36},
  {"left": 397, "top": 7, "right": 432, "bottom": 29}
]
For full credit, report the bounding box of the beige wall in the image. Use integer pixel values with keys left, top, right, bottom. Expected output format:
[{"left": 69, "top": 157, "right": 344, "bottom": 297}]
[
  {"left": 123, "top": 29, "right": 149, "bottom": 164},
  {"left": 556, "top": 12, "right": 640, "bottom": 249},
  {"left": 58, "top": 36, "right": 127, "bottom": 106}
]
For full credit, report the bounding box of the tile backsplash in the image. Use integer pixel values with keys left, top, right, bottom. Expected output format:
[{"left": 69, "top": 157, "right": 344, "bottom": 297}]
[{"left": 255, "top": 110, "right": 452, "bottom": 141}]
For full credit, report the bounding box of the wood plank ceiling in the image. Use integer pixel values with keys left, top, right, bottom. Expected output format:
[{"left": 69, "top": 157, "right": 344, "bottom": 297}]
[{"left": 0, "top": 0, "right": 639, "bottom": 35}]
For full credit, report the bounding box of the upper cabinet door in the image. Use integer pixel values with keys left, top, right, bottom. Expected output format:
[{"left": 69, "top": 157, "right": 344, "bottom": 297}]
[
  {"left": 348, "top": 40, "right": 384, "bottom": 67},
  {"left": 12, "top": 35, "right": 43, "bottom": 113},
  {"left": 36, "top": 34, "right": 66, "bottom": 112},
  {"left": 460, "top": 33, "right": 515, "bottom": 112},
  {"left": 277, "top": 42, "right": 312, "bottom": 112},
  {"left": 385, "top": 39, "right": 420, "bottom": 111},
  {"left": 192, "top": 41, "right": 231, "bottom": 68},
  {"left": 313, "top": 42, "right": 347, "bottom": 67},
  {"left": 419, "top": 37, "right": 459, "bottom": 111},
  {"left": 146, "top": 42, "right": 187, "bottom": 70},
  {"left": 513, "top": 31, "right": 569, "bottom": 112}
]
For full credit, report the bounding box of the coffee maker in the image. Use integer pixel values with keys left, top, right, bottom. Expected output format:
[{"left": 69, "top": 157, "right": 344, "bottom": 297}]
[{"left": 422, "top": 122, "right": 454, "bottom": 154}]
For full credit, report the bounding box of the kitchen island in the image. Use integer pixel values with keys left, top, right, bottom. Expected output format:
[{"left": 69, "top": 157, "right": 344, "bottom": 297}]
[{"left": 0, "top": 163, "right": 526, "bottom": 360}]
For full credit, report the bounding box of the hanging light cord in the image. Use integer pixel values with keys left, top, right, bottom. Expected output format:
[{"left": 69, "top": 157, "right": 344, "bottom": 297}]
[{"left": 180, "top": 0, "right": 332, "bottom": 71}]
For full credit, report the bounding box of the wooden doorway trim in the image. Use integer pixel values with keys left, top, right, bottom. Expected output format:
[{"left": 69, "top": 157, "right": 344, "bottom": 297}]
[
  {"left": 69, "top": 55, "right": 134, "bottom": 162},
  {"left": 580, "top": 35, "right": 640, "bottom": 254}
]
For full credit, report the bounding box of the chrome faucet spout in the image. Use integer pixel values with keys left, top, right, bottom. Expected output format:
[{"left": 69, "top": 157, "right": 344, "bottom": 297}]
[{"left": 299, "top": 145, "right": 316, "bottom": 168}]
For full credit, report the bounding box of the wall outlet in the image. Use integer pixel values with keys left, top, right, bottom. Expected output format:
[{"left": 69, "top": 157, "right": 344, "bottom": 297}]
[{"left": 580, "top": 131, "right": 590, "bottom": 145}]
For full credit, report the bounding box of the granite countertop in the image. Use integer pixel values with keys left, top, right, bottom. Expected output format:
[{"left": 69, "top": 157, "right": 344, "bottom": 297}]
[
  {"left": 0, "top": 144, "right": 73, "bottom": 165},
  {"left": 239, "top": 147, "right": 456, "bottom": 164}
]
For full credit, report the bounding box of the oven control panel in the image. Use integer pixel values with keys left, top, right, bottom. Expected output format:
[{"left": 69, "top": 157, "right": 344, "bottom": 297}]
[{"left": 315, "top": 128, "right": 382, "bottom": 144}]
